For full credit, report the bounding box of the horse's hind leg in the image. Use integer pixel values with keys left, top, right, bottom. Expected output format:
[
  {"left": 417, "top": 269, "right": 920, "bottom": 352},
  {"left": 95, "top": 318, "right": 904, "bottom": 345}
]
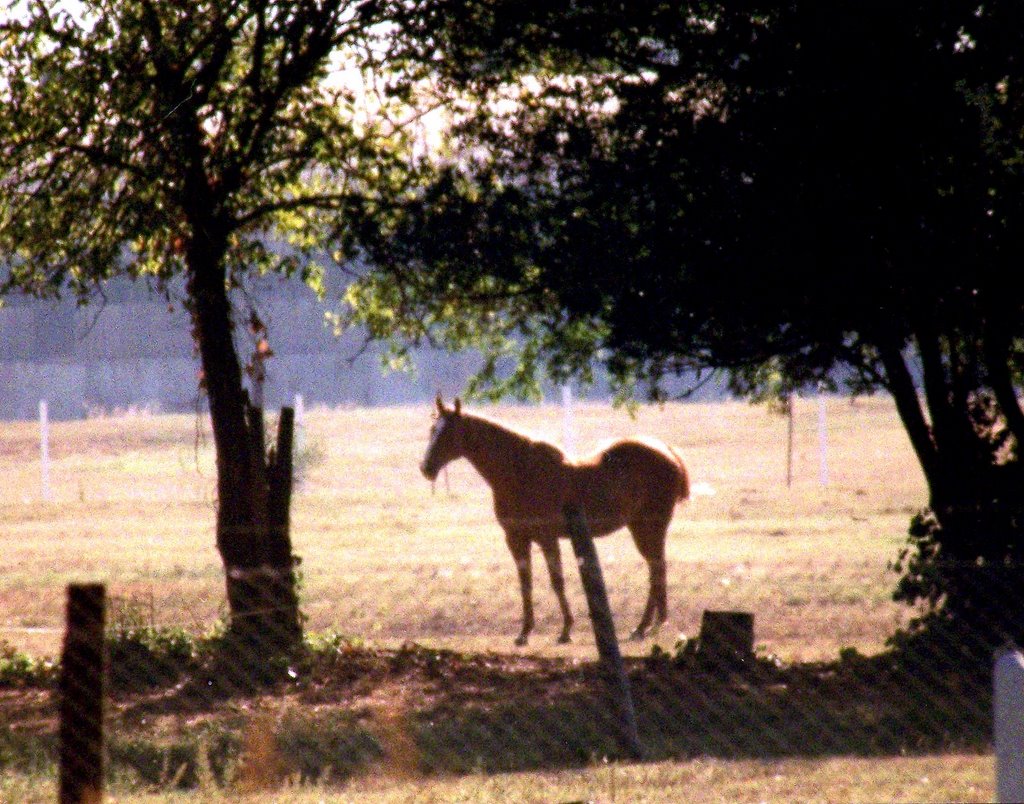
[
  {"left": 629, "top": 557, "right": 666, "bottom": 640},
  {"left": 540, "top": 539, "right": 573, "bottom": 643},
  {"left": 628, "top": 517, "right": 670, "bottom": 640}
]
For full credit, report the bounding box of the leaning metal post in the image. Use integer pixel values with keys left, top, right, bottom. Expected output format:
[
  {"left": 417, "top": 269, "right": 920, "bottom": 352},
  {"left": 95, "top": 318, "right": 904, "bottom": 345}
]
[{"left": 563, "top": 503, "right": 643, "bottom": 759}]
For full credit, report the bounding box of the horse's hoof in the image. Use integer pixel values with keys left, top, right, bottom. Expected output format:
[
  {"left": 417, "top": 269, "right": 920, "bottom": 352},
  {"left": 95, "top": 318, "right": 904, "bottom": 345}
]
[
  {"left": 628, "top": 629, "right": 646, "bottom": 641},
  {"left": 557, "top": 633, "right": 572, "bottom": 645},
  {"left": 514, "top": 635, "right": 528, "bottom": 647}
]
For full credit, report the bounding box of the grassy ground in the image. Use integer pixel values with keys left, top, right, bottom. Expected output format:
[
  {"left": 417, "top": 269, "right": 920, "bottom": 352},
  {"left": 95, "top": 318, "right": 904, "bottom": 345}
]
[
  {"left": 0, "top": 754, "right": 995, "bottom": 803},
  {"left": 1, "top": 396, "right": 924, "bottom": 661},
  {"left": 0, "top": 396, "right": 995, "bottom": 801}
]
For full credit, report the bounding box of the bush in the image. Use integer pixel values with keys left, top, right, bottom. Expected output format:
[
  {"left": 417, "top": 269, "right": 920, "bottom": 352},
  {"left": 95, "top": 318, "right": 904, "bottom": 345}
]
[
  {"left": 891, "top": 501, "right": 1024, "bottom": 672},
  {"left": 0, "top": 641, "right": 56, "bottom": 687},
  {"left": 107, "top": 625, "right": 199, "bottom": 691},
  {"left": 109, "top": 728, "right": 237, "bottom": 790}
]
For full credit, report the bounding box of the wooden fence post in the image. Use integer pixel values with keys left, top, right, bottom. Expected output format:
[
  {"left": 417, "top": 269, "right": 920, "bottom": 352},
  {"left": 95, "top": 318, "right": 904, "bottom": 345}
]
[
  {"left": 699, "top": 610, "right": 755, "bottom": 669},
  {"left": 563, "top": 504, "right": 643, "bottom": 759},
  {"left": 59, "top": 583, "right": 106, "bottom": 804}
]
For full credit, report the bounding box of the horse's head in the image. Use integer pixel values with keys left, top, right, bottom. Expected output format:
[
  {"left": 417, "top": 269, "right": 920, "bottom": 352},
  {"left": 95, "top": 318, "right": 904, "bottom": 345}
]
[{"left": 420, "top": 394, "right": 464, "bottom": 481}]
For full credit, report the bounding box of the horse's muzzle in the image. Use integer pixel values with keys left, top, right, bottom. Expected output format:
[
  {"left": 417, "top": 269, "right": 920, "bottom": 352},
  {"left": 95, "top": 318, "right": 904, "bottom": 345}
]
[{"left": 420, "top": 462, "right": 438, "bottom": 481}]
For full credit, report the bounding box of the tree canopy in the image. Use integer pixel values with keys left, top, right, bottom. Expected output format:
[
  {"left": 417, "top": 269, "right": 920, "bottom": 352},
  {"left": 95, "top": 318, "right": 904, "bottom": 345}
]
[
  {"left": 351, "top": 2, "right": 1024, "bottom": 399},
  {"left": 0, "top": 0, "right": 422, "bottom": 297},
  {"left": 346, "top": 1, "right": 1024, "bottom": 652},
  {"left": 0, "top": 0, "right": 430, "bottom": 662},
  {"left": 4, "top": 0, "right": 1024, "bottom": 658}
]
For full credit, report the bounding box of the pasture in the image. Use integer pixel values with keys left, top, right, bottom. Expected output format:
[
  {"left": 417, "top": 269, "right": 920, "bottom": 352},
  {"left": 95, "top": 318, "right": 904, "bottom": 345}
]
[
  {"left": 0, "top": 396, "right": 995, "bottom": 800},
  {"left": 2, "top": 396, "right": 924, "bottom": 660}
]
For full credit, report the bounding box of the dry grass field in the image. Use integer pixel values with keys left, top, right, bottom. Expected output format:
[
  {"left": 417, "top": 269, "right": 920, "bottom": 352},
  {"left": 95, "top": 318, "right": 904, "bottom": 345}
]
[
  {"left": 0, "top": 395, "right": 996, "bottom": 801},
  {"left": 2, "top": 395, "right": 924, "bottom": 661},
  {"left": 2, "top": 753, "right": 994, "bottom": 803}
]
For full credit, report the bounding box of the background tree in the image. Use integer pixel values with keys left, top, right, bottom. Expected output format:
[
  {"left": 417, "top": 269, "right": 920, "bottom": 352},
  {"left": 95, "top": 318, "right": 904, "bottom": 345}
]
[
  {"left": 346, "top": 1, "right": 1024, "bottom": 658},
  {"left": 0, "top": 0, "right": 424, "bottom": 666}
]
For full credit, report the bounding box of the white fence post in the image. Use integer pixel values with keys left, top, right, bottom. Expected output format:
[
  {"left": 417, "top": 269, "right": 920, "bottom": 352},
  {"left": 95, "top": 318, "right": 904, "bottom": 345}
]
[
  {"left": 785, "top": 396, "right": 794, "bottom": 488},
  {"left": 561, "top": 384, "right": 576, "bottom": 459},
  {"left": 294, "top": 393, "right": 305, "bottom": 454},
  {"left": 995, "top": 648, "right": 1024, "bottom": 803},
  {"left": 39, "top": 400, "right": 52, "bottom": 502},
  {"left": 817, "top": 389, "right": 829, "bottom": 487}
]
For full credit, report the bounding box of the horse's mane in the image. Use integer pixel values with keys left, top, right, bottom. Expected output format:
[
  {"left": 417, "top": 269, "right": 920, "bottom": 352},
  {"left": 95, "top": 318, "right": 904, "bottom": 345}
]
[{"left": 462, "top": 410, "right": 566, "bottom": 462}]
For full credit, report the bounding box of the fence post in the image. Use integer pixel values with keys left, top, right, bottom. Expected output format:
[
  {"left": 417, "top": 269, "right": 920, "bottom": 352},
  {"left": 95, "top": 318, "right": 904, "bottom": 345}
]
[
  {"left": 294, "top": 393, "right": 305, "bottom": 455},
  {"left": 59, "top": 583, "right": 106, "bottom": 804},
  {"left": 995, "top": 648, "right": 1024, "bottom": 803},
  {"left": 563, "top": 504, "right": 642, "bottom": 759},
  {"left": 40, "top": 399, "right": 52, "bottom": 501},
  {"left": 699, "top": 610, "right": 755, "bottom": 669},
  {"left": 817, "top": 388, "right": 829, "bottom": 487},
  {"left": 561, "top": 384, "right": 576, "bottom": 458},
  {"left": 785, "top": 395, "right": 794, "bottom": 488}
]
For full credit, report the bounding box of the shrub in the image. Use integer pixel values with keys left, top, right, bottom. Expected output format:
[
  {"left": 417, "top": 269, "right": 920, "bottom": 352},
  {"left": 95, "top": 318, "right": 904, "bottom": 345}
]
[
  {"left": 0, "top": 641, "right": 56, "bottom": 687},
  {"left": 106, "top": 625, "right": 198, "bottom": 691}
]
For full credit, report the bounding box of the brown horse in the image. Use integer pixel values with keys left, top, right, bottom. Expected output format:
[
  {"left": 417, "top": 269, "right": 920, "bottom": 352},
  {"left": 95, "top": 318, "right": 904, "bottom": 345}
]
[{"left": 420, "top": 395, "right": 690, "bottom": 646}]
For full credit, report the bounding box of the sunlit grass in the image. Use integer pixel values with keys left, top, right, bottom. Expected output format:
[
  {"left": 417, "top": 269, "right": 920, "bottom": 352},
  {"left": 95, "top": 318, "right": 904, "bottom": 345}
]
[
  {"left": 0, "top": 398, "right": 994, "bottom": 802},
  {"left": 1, "top": 397, "right": 925, "bottom": 662},
  {"left": 0, "top": 753, "right": 985, "bottom": 803}
]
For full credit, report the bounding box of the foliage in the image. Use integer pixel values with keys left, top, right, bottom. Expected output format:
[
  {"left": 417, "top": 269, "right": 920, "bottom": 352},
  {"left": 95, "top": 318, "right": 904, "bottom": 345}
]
[
  {"left": 109, "top": 728, "right": 237, "bottom": 790},
  {"left": 0, "top": 0, "right": 438, "bottom": 653},
  {"left": 0, "top": 0, "right": 420, "bottom": 299},
  {"left": 342, "top": 1, "right": 1024, "bottom": 648},
  {"left": 890, "top": 497, "right": 1024, "bottom": 664},
  {"left": 0, "top": 635, "right": 997, "bottom": 798},
  {"left": 0, "top": 724, "right": 54, "bottom": 779},
  {"left": 0, "top": 641, "right": 56, "bottom": 687},
  {"left": 292, "top": 433, "right": 327, "bottom": 485},
  {"left": 107, "top": 624, "right": 199, "bottom": 690},
  {"left": 349, "top": 2, "right": 1024, "bottom": 399}
]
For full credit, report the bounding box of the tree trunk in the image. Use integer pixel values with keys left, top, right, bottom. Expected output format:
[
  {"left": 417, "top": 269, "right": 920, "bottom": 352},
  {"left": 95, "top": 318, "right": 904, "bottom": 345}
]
[
  {"left": 883, "top": 330, "right": 1024, "bottom": 653},
  {"left": 186, "top": 242, "right": 302, "bottom": 671},
  {"left": 984, "top": 324, "right": 1024, "bottom": 454},
  {"left": 878, "top": 338, "right": 942, "bottom": 500}
]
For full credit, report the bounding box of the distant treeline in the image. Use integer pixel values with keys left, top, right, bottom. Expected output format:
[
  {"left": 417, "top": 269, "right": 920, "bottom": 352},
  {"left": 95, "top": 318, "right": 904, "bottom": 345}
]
[{"left": 0, "top": 272, "right": 726, "bottom": 421}]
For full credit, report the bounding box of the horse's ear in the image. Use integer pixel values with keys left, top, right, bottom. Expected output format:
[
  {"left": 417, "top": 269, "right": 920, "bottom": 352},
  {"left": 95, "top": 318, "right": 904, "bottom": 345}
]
[
  {"left": 435, "top": 393, "right": 445, "bottom": 415},
  {"left": 453, "top": 397, "right": 462, "bottom": 415}
]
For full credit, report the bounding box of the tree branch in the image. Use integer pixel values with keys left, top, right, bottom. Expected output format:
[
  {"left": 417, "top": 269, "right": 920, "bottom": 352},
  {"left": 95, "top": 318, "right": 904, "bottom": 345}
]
[
  {"left": 877, "top": 335, "right": 941, "bottom": 498},
  {"left": 232, "top": 191, "right": 367, "bottom": 228},
  {"left": 914, "top": 315, "right": 963, "bottom": 463},
  {"left": 984, "top": 321, "right": 1024, "bottom": 454}
]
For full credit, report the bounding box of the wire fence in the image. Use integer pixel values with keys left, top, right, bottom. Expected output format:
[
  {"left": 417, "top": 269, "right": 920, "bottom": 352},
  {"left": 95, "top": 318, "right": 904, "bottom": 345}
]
[
  {"left": 0, "top": 399, "right": 1005, "bottom": 800},
  {"left": 35, "top": 577, "right": 1004, "bottom": 800}
]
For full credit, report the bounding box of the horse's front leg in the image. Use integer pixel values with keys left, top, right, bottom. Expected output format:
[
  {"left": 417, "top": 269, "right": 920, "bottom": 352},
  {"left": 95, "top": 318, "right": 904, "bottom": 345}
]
[
  {"left": 506, "top": 533, "right": 534, "bottom": 646},
  {"left": 540, "top": 539, "right": 573, "bottom": 643}
]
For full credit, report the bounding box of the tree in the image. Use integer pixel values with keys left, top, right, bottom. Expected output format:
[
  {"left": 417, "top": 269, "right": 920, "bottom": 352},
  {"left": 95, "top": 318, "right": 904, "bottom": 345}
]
[
  {"left": 0, "top": 0, "right": 423, "bottom": 667},
  {"left": 345, "top": 1, "right": 1024, "bottom": 657}
]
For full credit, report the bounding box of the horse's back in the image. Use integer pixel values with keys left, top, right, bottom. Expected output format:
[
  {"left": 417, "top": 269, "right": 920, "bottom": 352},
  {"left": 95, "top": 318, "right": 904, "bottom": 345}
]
[
  {"left": 493, "top": 434, "right": 687, "bottom": 537},
  {"left": 595, "top": 437, "right": 686, "bottom": 490},
  {"left": 565, "top": 437, "right": 688, "bottom": 532},
  {"left": 492, "top": 438, "right": 573, "bottom": 533}
]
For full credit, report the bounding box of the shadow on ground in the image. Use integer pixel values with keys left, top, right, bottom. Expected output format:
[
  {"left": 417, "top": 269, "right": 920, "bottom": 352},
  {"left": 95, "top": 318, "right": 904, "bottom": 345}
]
[
  {"left": 0, "top": 641, "right": 992, "bottom": 789},
  {"left": 409, "top": 646, "right": 990, "bottom": 775}
]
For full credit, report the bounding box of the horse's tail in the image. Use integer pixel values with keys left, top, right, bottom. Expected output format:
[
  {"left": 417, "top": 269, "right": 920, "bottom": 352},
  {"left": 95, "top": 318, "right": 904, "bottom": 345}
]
[{"left": 667, "top": 445, "right": 690, "bottom": 502}]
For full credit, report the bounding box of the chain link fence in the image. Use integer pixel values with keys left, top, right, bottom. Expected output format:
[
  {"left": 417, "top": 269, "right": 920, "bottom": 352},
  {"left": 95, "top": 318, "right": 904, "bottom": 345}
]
[{"left": 0, "top": 400, "right": 1002, "bottom": 800}]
